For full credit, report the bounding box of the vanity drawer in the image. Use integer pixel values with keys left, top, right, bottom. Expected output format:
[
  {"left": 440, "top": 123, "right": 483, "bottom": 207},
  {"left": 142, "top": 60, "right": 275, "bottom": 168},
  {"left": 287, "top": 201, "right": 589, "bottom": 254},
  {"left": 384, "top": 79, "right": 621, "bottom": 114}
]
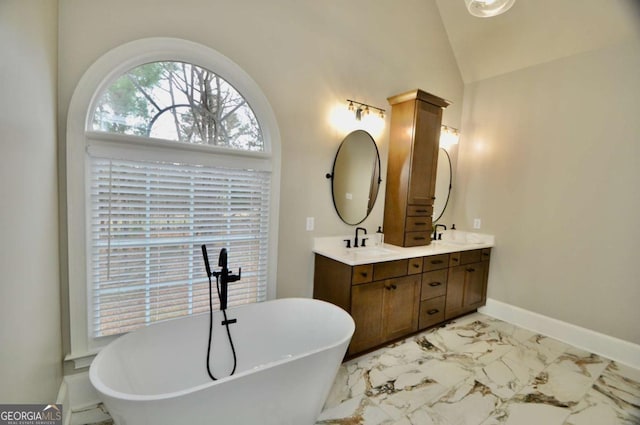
[
  {"left": 460, "top": 249, "right": 483, "bottom": 265},
  {"left": 352, "top": 264, "right": 373, "bottom": 285},
  {"left": 373, "top": 259, "right": 408, "bottom": 281},
  {"left": 404, "top": 231, "right": 431, "bottom": 247},
  {"left": 423, "top": 254, "right": 450, "bottom": 271},
  {"left": 405, "top": 216, "right": 432, "bottom": 232},
  {"left": 449, "top": 252, "right": 460, "bottom": 267},
  {"left": 421, "top": 269, "right": 447, "bottom": 300},
  {"left": 408, "top": 257, "right": 423, "bottom": 275},
  {"left": 419, "top": 296, "right": 445, "bottom": 329},
  {"left": 407, "top": 205, "right": 433, "bottom": 216},
  {"left": 450, "top": 249, "right": 482, "bottom": 267}
]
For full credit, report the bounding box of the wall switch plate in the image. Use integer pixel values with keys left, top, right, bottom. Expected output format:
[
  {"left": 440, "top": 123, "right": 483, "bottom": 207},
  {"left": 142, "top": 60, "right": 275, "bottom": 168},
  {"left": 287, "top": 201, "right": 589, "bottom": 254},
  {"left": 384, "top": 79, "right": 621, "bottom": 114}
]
[
  {"left": 306, "top": 217, "right": 314, "bottom": 231},
  {"left": 473, "top": 218, "right": 481, "bottom": 229}
]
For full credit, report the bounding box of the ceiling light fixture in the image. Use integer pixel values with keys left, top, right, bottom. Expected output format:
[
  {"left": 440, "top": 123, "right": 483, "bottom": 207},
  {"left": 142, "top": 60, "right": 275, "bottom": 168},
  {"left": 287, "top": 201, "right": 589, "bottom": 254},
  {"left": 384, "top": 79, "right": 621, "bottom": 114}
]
[{"left": 465, "top": 0, "right": 515, "bottom": 17}]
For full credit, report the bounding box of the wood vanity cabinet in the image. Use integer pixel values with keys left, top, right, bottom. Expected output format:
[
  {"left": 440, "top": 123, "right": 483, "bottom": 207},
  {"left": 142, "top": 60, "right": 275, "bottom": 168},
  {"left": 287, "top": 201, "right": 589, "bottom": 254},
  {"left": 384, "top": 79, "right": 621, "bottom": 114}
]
[
  {"left": 383, "top": 89, "right": 450, "bottom": 247},
  {"left": 313, "top": 248, "right": 490, "bottom": 356},
  {"left": 314, "top": 256, "right": 420, "bottom": 355},
  {"left": 444, "top": 248, "right": 491, "bottom": 320},
  {"left": 350, "top": 274, "right": 420, "bottom": 354}
]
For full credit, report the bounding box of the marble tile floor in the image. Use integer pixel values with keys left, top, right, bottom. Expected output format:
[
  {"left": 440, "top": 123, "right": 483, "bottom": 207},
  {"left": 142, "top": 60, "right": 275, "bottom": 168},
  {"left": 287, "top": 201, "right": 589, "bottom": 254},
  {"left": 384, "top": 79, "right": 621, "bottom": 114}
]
[{"left": 74, "top": 313, "right": 640, "bottom": 425}]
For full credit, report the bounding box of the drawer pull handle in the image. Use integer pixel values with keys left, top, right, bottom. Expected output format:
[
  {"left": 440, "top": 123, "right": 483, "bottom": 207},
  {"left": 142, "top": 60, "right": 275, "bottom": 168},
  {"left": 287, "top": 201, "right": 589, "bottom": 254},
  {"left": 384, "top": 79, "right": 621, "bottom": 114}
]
[
  {"left": 360, "top": 272, "right": 368, "bottom": 277},
  {"left": 391, "top": 284, "right": 397, "bottom": 290},
  {"left": 431, "top": 260, "right": 444, "bottom": 265},
  {"left": 412, "top": 263, "right": 421, "bottom": 268},
  {"left": 414, "top": 222, "right": 427, "bottom": 226},
  {"left": 413, "top": 237, "right": 426, "bottom": 241},
  {"left": 451, "top": 258, "right": 459, "bottom": 262},
  {"left": 467, "top": 268, "right": 476, "bottom": 273},
  {"left": 429, "top": 282, "right": 442, "bottom": 287},
  {"left": 416, "top": 209, "right": 428, "bottom": 213},
  {"left": 427, "top": 309, "right": 439, "bottom": 315},
  {"left": 385, "top": 284, "right": 398, "bottom": 291},
  {"left": 482, "top": 253, "right": 490, "bottom": 257}
]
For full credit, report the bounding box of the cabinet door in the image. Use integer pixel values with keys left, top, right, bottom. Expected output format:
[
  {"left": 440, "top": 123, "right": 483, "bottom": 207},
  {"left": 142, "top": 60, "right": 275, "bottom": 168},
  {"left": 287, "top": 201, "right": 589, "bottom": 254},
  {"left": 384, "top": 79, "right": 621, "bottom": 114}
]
[
  {"left": 446, "top": 262, "right": 489, "bottom": 320},
  {"left": 349, "top": 281, "right": 384, "bottom": 354},
  {"left": 463, "top": 261, "right": 487, "bottom": 310},
  {"left": 445, "top": 265, "right": 466, "bottom": 320},
  {"left": 407, "top": 100, "right": 443, "bottom": 206},
  {"left": 382, "top": 275, "right": 421, "bottom": 341}
]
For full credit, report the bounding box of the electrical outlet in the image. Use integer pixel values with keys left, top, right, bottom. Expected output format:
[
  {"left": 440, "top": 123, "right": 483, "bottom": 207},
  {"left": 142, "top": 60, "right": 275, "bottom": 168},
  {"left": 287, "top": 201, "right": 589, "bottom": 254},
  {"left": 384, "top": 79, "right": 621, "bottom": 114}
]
[
  {"left": 473, "top": 218, "right": 481, "bottom": 229},
  {"left": 306, "top": 217, "right": 315, "bottom": 231}
]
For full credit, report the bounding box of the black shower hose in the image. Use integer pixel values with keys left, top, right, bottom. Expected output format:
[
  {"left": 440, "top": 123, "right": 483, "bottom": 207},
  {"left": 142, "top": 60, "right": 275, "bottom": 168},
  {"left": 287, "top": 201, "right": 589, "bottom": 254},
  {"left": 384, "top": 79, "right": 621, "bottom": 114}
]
[{"left": 205, "top": 272, "right": 237, "bottom": 381}]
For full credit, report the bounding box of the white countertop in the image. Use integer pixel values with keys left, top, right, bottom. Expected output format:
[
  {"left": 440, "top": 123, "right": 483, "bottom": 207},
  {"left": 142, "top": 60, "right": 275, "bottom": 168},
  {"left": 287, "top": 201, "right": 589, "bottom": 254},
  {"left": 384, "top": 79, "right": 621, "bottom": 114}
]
[{"left": 313, "top": 230, "right": 495, "bottom": 266}]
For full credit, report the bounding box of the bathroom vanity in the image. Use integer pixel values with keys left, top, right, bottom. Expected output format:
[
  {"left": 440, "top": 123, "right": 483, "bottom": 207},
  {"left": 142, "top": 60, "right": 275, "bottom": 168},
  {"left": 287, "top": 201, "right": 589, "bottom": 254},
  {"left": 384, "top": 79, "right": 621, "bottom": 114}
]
[{"left": 313, "top": 234, "right": 493, "bottom": 356}]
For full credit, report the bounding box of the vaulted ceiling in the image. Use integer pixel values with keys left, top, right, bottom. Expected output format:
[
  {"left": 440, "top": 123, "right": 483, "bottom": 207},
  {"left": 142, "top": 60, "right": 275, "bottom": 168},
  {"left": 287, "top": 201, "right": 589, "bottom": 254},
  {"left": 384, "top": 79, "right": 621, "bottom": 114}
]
[{"left": 435, "top": 0, "right": 640, "bottom": 83}]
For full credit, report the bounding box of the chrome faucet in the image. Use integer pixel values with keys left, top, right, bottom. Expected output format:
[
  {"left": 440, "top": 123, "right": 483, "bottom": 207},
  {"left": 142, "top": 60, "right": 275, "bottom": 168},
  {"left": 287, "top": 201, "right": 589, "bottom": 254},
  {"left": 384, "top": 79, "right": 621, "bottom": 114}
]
[
  {"left": 354, "top": 227, "right": 368, "bottom": 248},
  {"left": 433, "top": 224, "right": 447, "bottom": 241}
]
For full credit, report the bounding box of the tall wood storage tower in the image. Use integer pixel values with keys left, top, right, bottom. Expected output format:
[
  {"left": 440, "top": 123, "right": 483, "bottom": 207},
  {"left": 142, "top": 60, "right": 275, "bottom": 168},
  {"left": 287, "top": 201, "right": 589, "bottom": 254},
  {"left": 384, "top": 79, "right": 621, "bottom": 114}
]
[{"left": 383, "top": 89, "right": 450, "bottom": 247}]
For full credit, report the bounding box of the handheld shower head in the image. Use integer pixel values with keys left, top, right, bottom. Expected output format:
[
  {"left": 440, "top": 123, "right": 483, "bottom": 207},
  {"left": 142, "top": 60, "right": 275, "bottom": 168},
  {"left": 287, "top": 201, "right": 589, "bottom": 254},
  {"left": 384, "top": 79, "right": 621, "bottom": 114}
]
[{"left": 201, "top": 244, "right": 212, "bottom": 277}]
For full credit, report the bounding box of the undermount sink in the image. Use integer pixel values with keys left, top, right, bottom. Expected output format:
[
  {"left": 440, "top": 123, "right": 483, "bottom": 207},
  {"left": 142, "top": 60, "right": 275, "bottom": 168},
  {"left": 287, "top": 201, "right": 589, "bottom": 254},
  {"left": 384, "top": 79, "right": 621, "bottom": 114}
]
[
  {"left": 344, "top": 246, "right": 397, "bottom": 259},
  {"left": 436, "top": 231, "right": 492, "bottom": 246},
  {"left": 430, "top": 239, "right": 467, "bottom": 247}
]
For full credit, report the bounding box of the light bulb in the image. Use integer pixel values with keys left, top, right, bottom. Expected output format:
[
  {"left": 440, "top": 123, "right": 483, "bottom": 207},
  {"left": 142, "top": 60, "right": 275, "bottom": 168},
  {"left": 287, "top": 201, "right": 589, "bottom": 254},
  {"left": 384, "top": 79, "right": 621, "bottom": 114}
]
[{"left": 465, "top": 0, "right": 515, "bottom": 17}]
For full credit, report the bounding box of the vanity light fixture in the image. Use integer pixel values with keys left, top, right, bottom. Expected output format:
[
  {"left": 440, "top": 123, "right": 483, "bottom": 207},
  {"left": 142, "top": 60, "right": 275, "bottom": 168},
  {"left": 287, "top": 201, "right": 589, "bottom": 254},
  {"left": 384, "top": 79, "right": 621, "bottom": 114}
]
[
  {"left": 347, "top": 99, "right": 385, "bottom": 121},
  {"left": 465, "top": 0, "right": 515, "bottom": 17},
  {"left": 440, "top": 125, "right": 460, "bottom": 150}
]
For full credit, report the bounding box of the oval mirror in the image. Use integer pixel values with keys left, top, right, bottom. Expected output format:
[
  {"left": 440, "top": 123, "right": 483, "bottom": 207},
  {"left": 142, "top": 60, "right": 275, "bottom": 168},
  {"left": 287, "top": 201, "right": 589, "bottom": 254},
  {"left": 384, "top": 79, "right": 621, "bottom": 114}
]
[
  {"left": 328, "top": 130, "right": 381, "bottom": 225},
  {"left": 433, "top": 148, "right": 452, "bottom": 222}
]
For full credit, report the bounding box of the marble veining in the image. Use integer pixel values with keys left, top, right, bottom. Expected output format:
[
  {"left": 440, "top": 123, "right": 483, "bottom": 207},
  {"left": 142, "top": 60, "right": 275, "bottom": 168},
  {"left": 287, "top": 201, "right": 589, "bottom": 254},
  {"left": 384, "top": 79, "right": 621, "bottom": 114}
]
[
  {"left": 74, "top": 313, "right": 640, "bottom": 425},
  {"left": 315, "top": 313, "right": 639, "bottom": 425}
]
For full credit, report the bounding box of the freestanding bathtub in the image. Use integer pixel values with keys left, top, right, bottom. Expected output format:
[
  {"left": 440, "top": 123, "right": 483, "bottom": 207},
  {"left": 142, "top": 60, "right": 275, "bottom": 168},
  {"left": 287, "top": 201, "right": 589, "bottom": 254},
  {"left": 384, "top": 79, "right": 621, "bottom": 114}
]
[{"left": 89, "top": 297, "right": 354, "bottom": 425}]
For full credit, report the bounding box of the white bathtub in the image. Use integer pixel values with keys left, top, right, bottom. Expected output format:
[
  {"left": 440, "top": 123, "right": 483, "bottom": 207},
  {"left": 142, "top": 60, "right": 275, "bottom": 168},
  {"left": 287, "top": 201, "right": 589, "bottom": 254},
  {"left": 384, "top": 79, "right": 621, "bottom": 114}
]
[{"left": 89, "top": 298, "right": 354, "bottom": 425}]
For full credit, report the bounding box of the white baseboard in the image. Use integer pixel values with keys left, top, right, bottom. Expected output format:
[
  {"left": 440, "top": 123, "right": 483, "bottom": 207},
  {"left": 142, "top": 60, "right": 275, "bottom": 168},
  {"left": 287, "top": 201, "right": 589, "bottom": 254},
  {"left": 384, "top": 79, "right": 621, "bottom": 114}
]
[
  {"left": 479, "top": 298, "right": 640, "bottom": 370},
  {"left": 56, "top": 371, "right": 102, "bottom": 425},
  {"left": 56, "top": 378, "right": 71, "bottom": 425}
]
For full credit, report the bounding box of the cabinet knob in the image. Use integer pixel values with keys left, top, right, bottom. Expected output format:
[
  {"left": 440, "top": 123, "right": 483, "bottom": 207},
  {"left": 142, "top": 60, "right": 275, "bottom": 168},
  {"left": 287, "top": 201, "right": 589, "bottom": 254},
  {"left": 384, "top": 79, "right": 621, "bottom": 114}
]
[
  {"left": 412, "top": 263, "right": 420, "bottom": 268},
  {"left": 429, "top": 282, "right": 442, "bottom": 287},
  {"left": 391, "top": 284, "right": 397, "bottom": 290},
  {"left": 360, "top": 272, "right": 368, "bottom": 277},
  {"left": 466, "top": 267, "right": 476, "bottom": 273},
  {"left": 427, "top": 309, "right": 439, "bottom": 315},
  {"left": 451, "top": 258, "right": 459, "bottom": 262}
]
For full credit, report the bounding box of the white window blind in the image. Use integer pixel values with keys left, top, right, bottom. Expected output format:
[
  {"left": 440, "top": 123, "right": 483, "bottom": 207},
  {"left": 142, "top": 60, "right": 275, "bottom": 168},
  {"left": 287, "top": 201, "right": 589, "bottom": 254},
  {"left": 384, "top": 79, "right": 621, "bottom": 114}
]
[{"left": 89, "top": 156, "right": 270, "bottom": 337}]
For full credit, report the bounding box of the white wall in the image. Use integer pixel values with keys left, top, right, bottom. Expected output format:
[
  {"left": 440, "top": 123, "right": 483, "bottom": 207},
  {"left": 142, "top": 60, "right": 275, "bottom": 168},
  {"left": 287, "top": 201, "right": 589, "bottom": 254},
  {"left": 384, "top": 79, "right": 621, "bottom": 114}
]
[
  {"left": 0, "top": 0, "right": 62, "bottom": 402},
  {"left": 453, "top": 39, "right": 640, "bottom": 345},
  {"left": 57, "top": 0, "right": 464, "bottom": 326}
]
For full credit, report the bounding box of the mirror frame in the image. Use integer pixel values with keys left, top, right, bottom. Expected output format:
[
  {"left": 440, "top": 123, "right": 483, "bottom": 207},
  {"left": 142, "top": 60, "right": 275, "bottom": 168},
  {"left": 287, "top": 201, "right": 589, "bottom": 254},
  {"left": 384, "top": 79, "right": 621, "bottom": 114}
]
[
  {"left": 327, "top": 130, "right": 382, "bottom": 225},
  {"left": 433, "top": 147, "right": 452, "bottom": 223}
]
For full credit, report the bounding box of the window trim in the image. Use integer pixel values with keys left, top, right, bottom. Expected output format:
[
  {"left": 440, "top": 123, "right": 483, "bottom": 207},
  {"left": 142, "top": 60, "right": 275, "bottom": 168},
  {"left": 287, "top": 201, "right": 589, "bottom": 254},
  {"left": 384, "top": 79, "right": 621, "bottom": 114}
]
[{"left": 65, "top": 38, "right": 281, "bottom": 365}]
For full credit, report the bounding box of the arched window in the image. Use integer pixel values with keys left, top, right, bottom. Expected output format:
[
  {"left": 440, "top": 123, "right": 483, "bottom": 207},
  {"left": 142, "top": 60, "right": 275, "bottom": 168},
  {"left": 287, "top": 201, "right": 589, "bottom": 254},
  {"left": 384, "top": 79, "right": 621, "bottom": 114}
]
[
  {"left": 66, "top": 39, "right": 280, "bottom": 359},
  {"left": 91, "top": 61, "right": 264, "bottom": 151}
]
